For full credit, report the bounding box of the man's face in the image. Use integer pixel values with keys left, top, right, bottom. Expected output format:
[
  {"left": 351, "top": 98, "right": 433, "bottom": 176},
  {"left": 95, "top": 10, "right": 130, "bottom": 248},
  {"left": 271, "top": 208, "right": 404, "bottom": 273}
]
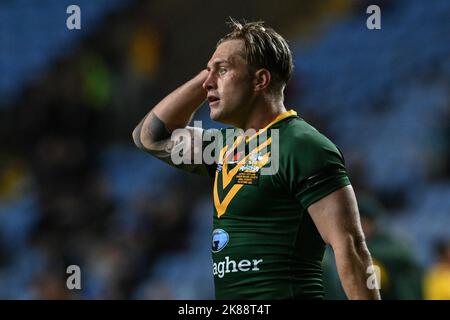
[{"left": 203, "top": 39, "right": 255, "bottom": 127}]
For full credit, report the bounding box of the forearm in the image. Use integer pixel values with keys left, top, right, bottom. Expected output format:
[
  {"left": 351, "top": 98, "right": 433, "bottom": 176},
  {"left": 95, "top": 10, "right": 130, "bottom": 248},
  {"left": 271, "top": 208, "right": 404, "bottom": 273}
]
[
  {"left": 333, "top": 239, "right": 381, "bottom": 300},
  {"left": 152, "top": 69, "right": 208, "bottom": 128}
]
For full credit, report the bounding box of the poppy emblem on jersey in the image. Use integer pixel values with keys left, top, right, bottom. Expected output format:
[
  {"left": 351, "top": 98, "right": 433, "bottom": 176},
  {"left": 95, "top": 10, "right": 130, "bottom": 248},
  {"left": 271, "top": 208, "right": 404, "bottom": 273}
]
[
  {"left": 238, "top": 152, "right": 269, "bottom": 173},
  {"left": 211, "top": 229, "right": 229, "bottom": 253}
]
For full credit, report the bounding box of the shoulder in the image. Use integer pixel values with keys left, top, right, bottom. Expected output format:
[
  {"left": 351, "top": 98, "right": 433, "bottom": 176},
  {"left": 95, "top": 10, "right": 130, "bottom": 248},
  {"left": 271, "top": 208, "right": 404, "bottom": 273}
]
[
  {"left": 278, "top": 117, "right": 341, "bottom": 156},
  {"left": 274, "top": 117, "right": 350, "bottom": 200}
]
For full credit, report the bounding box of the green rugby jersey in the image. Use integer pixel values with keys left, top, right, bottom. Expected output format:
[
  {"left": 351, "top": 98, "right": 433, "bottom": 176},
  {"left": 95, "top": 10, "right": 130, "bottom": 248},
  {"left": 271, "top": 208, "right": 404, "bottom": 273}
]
[{"left": 206, "top": 110, "right": 350, "bottom": 299}]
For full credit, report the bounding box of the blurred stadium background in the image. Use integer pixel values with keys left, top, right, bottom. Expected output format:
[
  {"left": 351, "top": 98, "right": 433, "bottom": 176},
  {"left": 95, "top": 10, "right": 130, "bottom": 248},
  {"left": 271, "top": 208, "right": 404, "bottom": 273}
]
[{"left": 0, "top": 0, "right": 449, "bottom": 299}]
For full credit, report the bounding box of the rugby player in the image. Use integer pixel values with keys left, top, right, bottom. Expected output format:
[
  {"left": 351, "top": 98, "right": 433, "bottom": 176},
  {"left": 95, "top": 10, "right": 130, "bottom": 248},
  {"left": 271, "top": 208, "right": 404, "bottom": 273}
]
[{"left": 133, "top": 19, "right": 381, "bottom": 300}]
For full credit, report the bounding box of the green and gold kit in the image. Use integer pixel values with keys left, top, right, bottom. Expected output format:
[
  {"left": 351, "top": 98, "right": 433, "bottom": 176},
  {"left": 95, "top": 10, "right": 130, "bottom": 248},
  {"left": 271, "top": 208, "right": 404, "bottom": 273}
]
[{"left": 205, "top": 110, "right": 350, "bottom": 299}]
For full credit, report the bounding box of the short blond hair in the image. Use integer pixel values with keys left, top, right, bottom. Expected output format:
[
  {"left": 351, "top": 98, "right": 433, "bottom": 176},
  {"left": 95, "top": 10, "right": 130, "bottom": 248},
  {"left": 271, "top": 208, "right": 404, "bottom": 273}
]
[{"left": 217, "top": 18, "right": 294, "bottom": 95}]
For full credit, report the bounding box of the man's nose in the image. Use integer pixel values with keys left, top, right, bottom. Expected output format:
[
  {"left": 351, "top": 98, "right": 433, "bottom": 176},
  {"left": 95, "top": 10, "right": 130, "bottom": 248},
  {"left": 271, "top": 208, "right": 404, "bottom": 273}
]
[{"left": 202, "top": 73, "right": 216, "bottom": 91}]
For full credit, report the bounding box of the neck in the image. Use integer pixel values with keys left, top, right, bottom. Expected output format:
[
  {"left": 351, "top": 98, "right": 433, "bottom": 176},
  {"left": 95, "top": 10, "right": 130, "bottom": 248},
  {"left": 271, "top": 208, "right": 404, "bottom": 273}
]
[{"left": 240, "top": 96, "right": 287, "bottom": 131}]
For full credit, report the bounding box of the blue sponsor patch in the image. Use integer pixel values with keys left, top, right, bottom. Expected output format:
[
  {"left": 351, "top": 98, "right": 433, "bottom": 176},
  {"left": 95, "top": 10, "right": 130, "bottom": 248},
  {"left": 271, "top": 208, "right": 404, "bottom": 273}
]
[{"left": 211, "top": 229, "right": 229, "bottom": 253}]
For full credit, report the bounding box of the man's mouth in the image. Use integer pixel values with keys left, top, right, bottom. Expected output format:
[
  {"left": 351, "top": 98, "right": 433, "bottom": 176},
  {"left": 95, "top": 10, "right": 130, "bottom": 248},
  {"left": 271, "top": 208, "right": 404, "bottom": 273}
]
[{"left": 207, "top": 96, "right": 220, "bottom": 107}]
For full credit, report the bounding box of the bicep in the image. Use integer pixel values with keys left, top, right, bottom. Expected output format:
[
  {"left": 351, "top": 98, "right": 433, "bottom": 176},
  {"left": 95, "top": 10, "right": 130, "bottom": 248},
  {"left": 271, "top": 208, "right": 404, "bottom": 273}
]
[{"left": 307, "top": 185, "right": 365, "bottom": 249}]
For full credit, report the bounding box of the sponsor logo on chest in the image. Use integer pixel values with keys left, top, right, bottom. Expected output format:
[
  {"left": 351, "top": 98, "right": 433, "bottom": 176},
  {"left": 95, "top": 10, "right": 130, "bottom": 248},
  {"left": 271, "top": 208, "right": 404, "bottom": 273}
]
[
  {"left": 212, "top": 256, "right": 264, "bottom": 279},
  {"left": 211, "top": 229, "right": 263, "bottom": 278}
]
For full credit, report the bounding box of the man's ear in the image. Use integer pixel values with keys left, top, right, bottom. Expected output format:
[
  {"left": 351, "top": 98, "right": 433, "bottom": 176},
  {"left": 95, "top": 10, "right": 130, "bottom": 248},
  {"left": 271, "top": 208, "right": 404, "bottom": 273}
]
[{"left": 253, "top": 69, "right": 271, "bottom": 92}]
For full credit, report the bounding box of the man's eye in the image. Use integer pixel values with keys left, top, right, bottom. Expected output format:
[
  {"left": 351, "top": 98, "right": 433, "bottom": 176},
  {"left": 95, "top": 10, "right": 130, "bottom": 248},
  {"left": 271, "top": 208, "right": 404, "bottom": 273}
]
[{"left": 219, "top": 68, "right": 227, "bottom": 75}]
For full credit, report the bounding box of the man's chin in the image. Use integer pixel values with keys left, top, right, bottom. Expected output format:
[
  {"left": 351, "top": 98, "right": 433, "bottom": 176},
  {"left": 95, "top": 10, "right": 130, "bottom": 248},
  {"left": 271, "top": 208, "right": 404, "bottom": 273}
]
[
  {"left": 210, "top": 108, "right": 234, "bottom": 126},
  {"left": 210, "top": 109, "right": 222, "bottom": 122}
]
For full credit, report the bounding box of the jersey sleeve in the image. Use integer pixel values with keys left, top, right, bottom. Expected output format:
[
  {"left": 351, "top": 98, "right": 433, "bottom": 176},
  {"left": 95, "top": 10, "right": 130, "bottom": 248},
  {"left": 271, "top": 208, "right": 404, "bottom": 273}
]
[{"left": 281, "top": 128, "right": 351, "bottom": 209}]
